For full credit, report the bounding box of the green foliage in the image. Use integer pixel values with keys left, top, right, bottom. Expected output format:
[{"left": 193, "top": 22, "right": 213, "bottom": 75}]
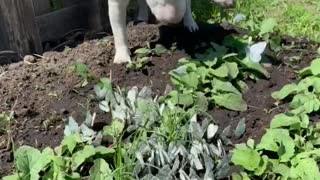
[
  {"left": 222, "top": 0, "right": 320, "bottom": 42},
  {"left": 71, "top": 62, "right": 91, "bottom": 87},
  {"left": 5, "top": 114, "right": 115, "bottom": 179},
  {"left": 272, "top": 58, "right": 320, "bottom": 115},
  {"left": 127, "top": 44, "right": 170, "bottom": 70},
  {"left": 232, "top": 112, "right": 320, "bottom": 179},
  {"left": 93, "top": 78, "right": 232, "bottom": 179},
  {"left": 169, "top": 41, "right": 269, "bottom": 111},
  {"left": 232, "top": 58, "right": 320, "bottom": 179}
]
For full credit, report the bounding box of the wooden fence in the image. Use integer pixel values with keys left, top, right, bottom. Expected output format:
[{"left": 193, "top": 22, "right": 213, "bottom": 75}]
[{"left": 0, "top": 0, "right": 109, "bottom": 60}]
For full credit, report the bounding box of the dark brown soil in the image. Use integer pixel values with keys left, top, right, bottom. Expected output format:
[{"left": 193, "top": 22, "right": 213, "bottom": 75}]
[{"left": 0, "top": 22, "right": 318, "bottom": 177}]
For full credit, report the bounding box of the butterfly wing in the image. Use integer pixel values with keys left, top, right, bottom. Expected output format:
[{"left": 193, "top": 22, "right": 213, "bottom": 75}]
[{"left": 246, "top": 42, "right": 267, "bottom": 63}]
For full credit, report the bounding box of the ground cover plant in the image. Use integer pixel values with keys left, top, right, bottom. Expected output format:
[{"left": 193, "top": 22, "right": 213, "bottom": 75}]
[
  {"left": 0, "top": 0, "right": 320, "bottom": 179},
  {"left": 232, "top": 56, "right": 320, "bottom": 179},
  {"left": 193, "top": 0, "right": 320, "bottom": 42}
]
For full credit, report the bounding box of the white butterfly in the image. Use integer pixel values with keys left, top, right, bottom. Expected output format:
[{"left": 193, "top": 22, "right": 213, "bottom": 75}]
[{"left": 245, "top": 41, "right": 267, "bottom": 63}]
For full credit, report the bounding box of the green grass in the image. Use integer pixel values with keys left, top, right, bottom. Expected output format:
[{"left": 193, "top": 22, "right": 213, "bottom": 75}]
[{"left": 193, "top": 0, "right": 320, "bottom": 42}]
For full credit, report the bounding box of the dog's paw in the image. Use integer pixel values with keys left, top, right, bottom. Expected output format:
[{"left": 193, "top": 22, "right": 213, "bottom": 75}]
[
  {"left": 184, "top": 17, "right": 199, "bottom": 32},
  {"left": 114, "top": 49, "right": 131, "bottom": 64}
]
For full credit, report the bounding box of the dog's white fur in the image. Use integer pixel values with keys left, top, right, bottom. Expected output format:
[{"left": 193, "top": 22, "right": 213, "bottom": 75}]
[{"left": 108, "top": 0, "right": 234, "bottom": 64}]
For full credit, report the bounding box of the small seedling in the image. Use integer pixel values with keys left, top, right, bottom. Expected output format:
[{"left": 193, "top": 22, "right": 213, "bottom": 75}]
[
  {"left": 126, "top": 57, "right": 150, "bottom": 70},
  {"left": 71, "top": 62, "right": 91, "bottom": 87}
]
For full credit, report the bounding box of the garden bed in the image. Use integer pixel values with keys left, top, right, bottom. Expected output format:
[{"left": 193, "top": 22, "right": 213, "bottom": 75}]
[{"left": 0, "top": 22, "right": 318, "bottom": 177}]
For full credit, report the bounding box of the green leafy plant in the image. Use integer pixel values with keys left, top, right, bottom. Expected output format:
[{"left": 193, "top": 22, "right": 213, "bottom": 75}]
[
  {"left": 127, "top": 44, "right": 170, "bottom": 70},
  {"left": 169, "top": 42, "right": 269, "bottom": 111},
  {"left": 70, "top": 62, "right": 92, "bottom": 87},
  {"left": 4, "top": 112, "right": 115, "bottom": 180},
  {"left": 126, "top": 57, "right": 150, "bottom": 70},
  {"left": 232, "top": 58, "right": 320, "bottom": 179},
  {"left": 272, "top": 58, "right": 320, "bottom": 115},
  {"left": 94, "top": 78, "right": 233, "bottom": 179},
  {"left": 231, "top": 112, "right": 320, "bottom": 179}
]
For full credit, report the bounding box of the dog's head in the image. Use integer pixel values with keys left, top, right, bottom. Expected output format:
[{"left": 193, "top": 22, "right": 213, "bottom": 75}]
[{"left": 212, "top": 0, "right": 236, "bottom": 8}]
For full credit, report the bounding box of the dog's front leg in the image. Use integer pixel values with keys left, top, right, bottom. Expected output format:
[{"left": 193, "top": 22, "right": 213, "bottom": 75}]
[
  {"left": 183, "top": 0, "right": 198, "bottom": 32},
  {"left": 108, "top": 0, "right": 131, "bottom": 64}
]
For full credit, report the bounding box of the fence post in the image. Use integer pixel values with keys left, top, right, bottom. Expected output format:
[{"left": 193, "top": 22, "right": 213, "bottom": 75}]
[
  {"left": 87, "top": 0, "right": 109, "bottom": 31},
  {"left": 0, "top": 0, "right": 43, "bottom": 57}
]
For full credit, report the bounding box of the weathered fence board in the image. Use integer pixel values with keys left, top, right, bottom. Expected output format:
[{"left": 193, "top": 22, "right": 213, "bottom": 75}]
[
  {"left": 87, "top": 0, "right": 109, "bottom": 31},
  {"left": 0, "top": 0, "right": 43, "bottom": 56},
  {"left": 36, "top": 3, "right": 89, "bottom": 42},
  {"left": 0, "top": 0, "right": 109, "bottom": 60}
]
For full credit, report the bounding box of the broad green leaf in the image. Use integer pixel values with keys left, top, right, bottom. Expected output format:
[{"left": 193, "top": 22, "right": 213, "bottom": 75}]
[
  {"left": 290, "top": 93, "right": 313, "bottom": 109},
  {"left": 291, "top": 149, "right": 320, "bottom": 165},
  {"left": 247, "top": 139, "right": 255, "bottom": 149},
  {"left": 103, "top": 120, "right": 125, "bottom": 138},
  {"left": 313, "top": 78, "right": 320, "bottom": 93},
  {"left": 168, "top": 91, "right": 194, "bottom": 106},
  {"left": 89, "top": 159, "right": 113, "bottom": 180},
  {"left": 234, "top": 118, "right": 246, "bottom": 138},
  {"left": 304, "top": 99, "right": 317, "bottom": 113},
  {"left": 134, "top": 48, "right": 151, "bottom": 57},
  {"left": 194, "top": 92, "right": 208, "bottom": 112},
  {"left": 154, "top": 44, "right": 168, "bottom": 56},
  {"left": 299, "top": 66, "right": 312, "bottom": 77},
  {"left": 232, "top": 173, "right": 242, "bottom": 180},
  {"left": 271, "top": 83, "right": 297, "bottom": 100},
  {"left": 49, "top": 156, "right": 66, "bottom": 179},
  {"left": 290, "top": 158, "right": 320, "bottom": 179},
  {"left": 180, "top": 72, "right": 199, "bottom": 89},
  {"left": 212, "top": 93, "right": 247, "bottom": 111},
  {"left": 300, "top": 113, "right": 310, "bottom": 128},
  {"left": 225, "top": 62, "right": 239, "bottom": 79},
  {"left": 241, "top": 57, "right": 270, "bottom": 78},
  {"left": 2, "top": 174, "right": 19, "bottom": 180},
  {"left": 296, "top": 77, "right": 316, "bottom": 93},
  {"left": 310, "top": 58, "right": 320, "bottom": 76},
  {"left": 15, "top": 146, "right": 51, "bottom": 180},
  {"left": 203, "top": 58, "right": 218, "bottom": 68},
  {"left": 259, "top": 18, "right": 277, "bottom": 36},
  {"left": 196, "top": 66, "right": 211, "bottom": 83},
  {"left": 223, "top": 35, "right": 247, "bottom": 52},
  {"left": 272, "top": 163, "right": 290, "bottom": 178},
  {"left": 231, "top": 144, "right": 261, "bottom": 171},
  {"left": 211, "top": 42, "right": 229, "bottom": 57},
  {"left": 257, "top": 129, "right": 295, "bottom": 162},
  {"left": 270, "top": 114, "right": 300, "bottom": 129},
  {"left": 61, "top": 134, "right": 82, "bottom": 154},
  {"left": 210, "top": 63, "right": 229, "bottom": 78},
  {"left": 254, "top": 155, "right": 268, "bottom": 176},
  {"left": 212, "top": 78, "right": 241, "bottom": 95},
  {"left": 257, "top": 129, "right": 284, "bottom": 152},
  {"left": 71, "top": 145, "right": 96, "bottom": 171}
]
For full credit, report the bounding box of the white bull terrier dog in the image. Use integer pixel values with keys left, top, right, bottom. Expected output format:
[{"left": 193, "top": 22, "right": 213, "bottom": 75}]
[{"left": 108, "top": 0, "right": 235, "bottom": 64}]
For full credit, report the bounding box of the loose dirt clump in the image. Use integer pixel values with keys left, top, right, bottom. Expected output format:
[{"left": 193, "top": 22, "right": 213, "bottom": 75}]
[{"left": 0, "top": 22, "right": 318, "bottom": 176}]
